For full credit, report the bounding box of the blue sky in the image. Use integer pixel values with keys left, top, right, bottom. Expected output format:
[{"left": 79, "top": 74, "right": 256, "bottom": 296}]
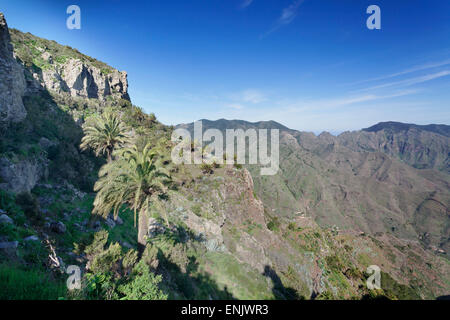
[{"left": 2, "top": 0, "right": 450, "bottom": 133}]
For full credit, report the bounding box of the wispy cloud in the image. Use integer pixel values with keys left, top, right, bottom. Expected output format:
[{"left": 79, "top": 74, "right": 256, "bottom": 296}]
[
  {"left": 285, "top": 89, "right": 418, "bottom": 112},
  {"left": 241, "top": 89, "right": 266, "bottom": 104},
  {"left": 240, "top": 0, "right": 254, "bottom": 9},
  {"left": 226, "top": 103, "right": 245, "bottom": 110},
  {"left": 262, "top": 0, "right": 304, "bottom": 37},
  {"left": 357, "top": 70, "right": 450, "bottom": 92},
  {"left": 350, "top": 59, "right": 450, "bottom": 85},
  {"left": 279, "top": 0, "right": 303, "bottom": 25},
  {"left": 228, "top": 89, "right": 267, "bottom": 105}
]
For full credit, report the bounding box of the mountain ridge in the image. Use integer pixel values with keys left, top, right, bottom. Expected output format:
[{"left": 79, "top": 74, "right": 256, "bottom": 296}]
[
  {"left": 178, "top": 119, "right": 450, "bottom": 173},
  {"left": 363, "top": 121, "right": 450, "bottom": 138},
  {"left": 178, "top": 118, "right": 450, "bottom": 137}
]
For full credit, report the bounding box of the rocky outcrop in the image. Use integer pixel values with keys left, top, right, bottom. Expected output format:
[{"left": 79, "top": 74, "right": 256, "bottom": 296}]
[
  {"left": 0, "top": 214, "right": 13, "bottom": 224},
  {"left": 39, "top": 58, "right": 129, "bottom": 101},
  {"left": 147, "top": 218, "right": 165, "bottom": 238},
  {"left": 0, "top": 241, "right": 18, "bottom": 250},
  {"left": 50, "top": 221, "right": 66, "bottom": 234},
  {"left": 7, "top": 27, "right": 130, "bottom": 102},
  {"left": 0, "top": 157, "right": 48, "bottom": 193},
  {"left": 0, "top": 13, "right": 26, "bottom": 126}
]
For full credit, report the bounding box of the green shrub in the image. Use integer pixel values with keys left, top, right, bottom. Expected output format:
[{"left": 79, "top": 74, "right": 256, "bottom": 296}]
[
  {"left": 379, "top": 272, "right": 420, "bottom": 300},
  {"left": 325, "top": 255, "right": 344, "bottom": 272},
  {"left": 200, "top": 163, "right": 214, "bottom": 174},
  {"left": 15, "top": 192, "right": 40, "bottom": 219},
  {"left": 84, "top": 230, "right": 109, "bottom": 257},
  {"left": 344, "top": 267, "right": 363, "bottom": 280},
  {"left": 122, "top": 249, "right": 139, "bottom": 273},
  {"left": 90, "top": 242, "right": 122, "bottom": 274},
  {"left": 142, "top": 244, "right": 160, "bottom": 270},
  {"left": 118, "top": 260, "right": 167, "bottom": 300},
  {"left": 267, "top": 217, "right": 280, "bottom": 232},
  {"left": 315, "top": 290, "right": 334, "bottom": 300},
  {"left": 0, "top": 190, "right": 25, "bottom": 223},
  {"left": 288, "top": 222, "right": 298, "bottom": 231},
  {"left": 83, "top": 272, "right": 118, "bottom": 300},
  {"left": 191, "top": 204, "right": 202, "bottom": 216}
]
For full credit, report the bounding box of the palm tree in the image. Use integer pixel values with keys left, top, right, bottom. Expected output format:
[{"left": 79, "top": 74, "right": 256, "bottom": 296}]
[
  {"left": 80, "top": 109, "right": 130, "bottom": 163},
  {"left": 92, "top": 143, "right": 170, "bottom": 253}
]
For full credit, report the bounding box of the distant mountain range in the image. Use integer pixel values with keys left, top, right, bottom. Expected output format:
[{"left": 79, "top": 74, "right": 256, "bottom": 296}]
[
  {"left": 177, "top": 119, "right": 450, "bottom": 257},
  {"left": 178, "top": 120, "right": 450, "bottom": 172},
  {"left": 363, "top": 121, "right": 450, "bottom": 138}
]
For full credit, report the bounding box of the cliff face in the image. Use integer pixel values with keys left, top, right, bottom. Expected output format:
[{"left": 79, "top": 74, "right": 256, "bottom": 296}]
[
  {"left": 0, "top": 13, "right": 26, "bottom": 126},
  {"left": 38, "top": 57, "right": 129, "bottom": 101},
  {"left": 9, "top": 28, "right": 130, "bottom": 102},
  {"left": 0, "top": 157, "right": 47, "bottom": 193}
]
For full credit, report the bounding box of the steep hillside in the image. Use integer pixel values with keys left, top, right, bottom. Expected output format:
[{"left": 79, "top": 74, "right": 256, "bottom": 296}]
[
  {"left": 177, "top": 120, "right": 450, "bottom": 261},
  {"left": 340, "top": 125, "right": 449, "bottom": 172}
]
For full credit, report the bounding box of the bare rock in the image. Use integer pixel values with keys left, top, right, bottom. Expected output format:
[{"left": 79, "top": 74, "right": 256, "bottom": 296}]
[
  {"left": 0, "top": 157, "right": 48, "bottom": 193},
  {"left": 0, "top": 214, "right": 13, "bottom": 224},
  {"left": 39, "top": 57, "right": 130, "bottom": 101},
  {"left": 38, "top": 137, "right": 57, "bottom": 150},
  {"left": 0, "top": 241, "right": 18, "bottom": 249},
  {"left": 115, "top": 216, "right": 124, "bottom": 225},
  {"left": 50, "top": 221, "right": 66, "bottom": 234},
  {"left": 148, "top": 218, "right": 165, "bottom": 238},
  {"left": 121, "top": 241, "right": 133, "bottom": 249},
  {"left": 24, "top": 235, "right": 39, "bottom": 242},
  {"left": 105, "top": 217, "right": 116, "bottom": 229},
  {"left": 0, "top": 13, "right": 26, "bottom": 127}
]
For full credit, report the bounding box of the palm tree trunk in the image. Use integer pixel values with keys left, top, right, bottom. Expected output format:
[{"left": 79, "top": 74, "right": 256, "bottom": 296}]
[
  {"left": 137, "top": 209, "right": 149, "bottom": 255},
  {"left": 107, "top": 150, "right": 112, "bottom": 163}
]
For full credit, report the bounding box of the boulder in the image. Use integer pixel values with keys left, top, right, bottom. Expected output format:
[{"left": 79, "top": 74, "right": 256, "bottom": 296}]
[
  {"left": 0, "top": 241, "right": 18, "bottom": 249},
  {"left": 105, "top": 217, "right": 116, "bottom": 228},
  {"left": 38, "top": 137, "right": 57, "bottom": 150},
  {"left": 24, "top": 235, "right": 39, "bottom": 242},
  {"left": 91, "top": 220, "right": 101, "bottom": 231},
  {"left": 0, "top": 157, "right": 48, "bottom": 194},
  {"left": 148, "top": 218, "right": 165, "bottom": 238},
  {"left": 50, "top": 221, "right": 66, "bottom": 234},
  {"left": 115, "top": 216, "right": 124, "bottom": 225},
  {"left": 121, "top": 241, "right": 133, "bottom": 249},
  {"left": 0, "top": 214, "right": 13, "bottom": 224}
]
